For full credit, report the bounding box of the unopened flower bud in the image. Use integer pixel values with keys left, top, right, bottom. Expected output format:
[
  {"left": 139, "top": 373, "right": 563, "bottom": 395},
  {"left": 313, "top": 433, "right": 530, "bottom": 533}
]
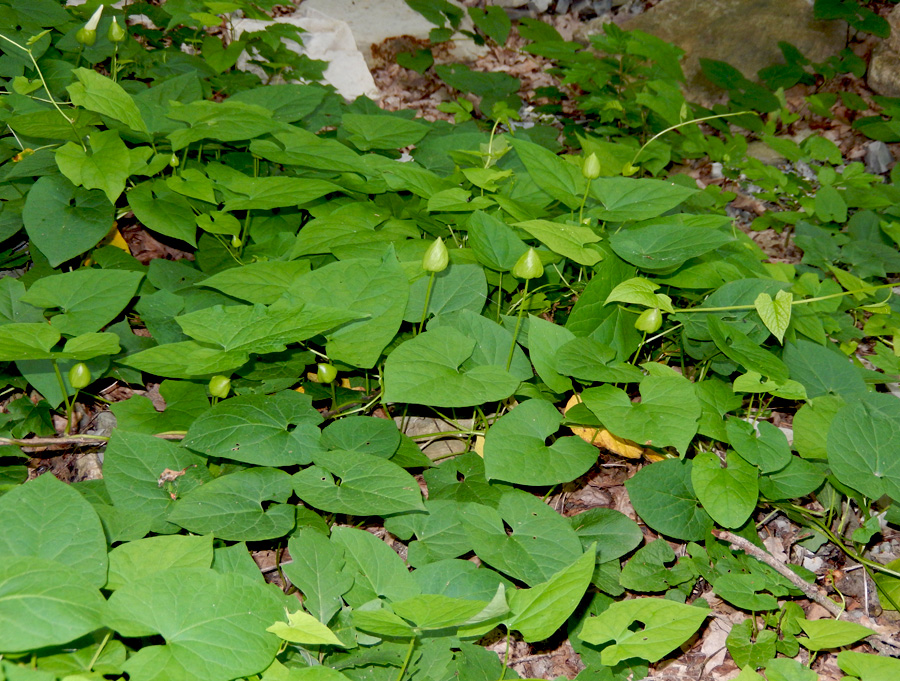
[
  {"left": 422, "top": 236, "right": 449, "bottom": 273},
  {"left": 513, "top": 247, "right": 543, "bottom": 280},
  {"left": 108, "top": 17, "right": 126, "bottom": 43},
  {"left": 582, "top": 152, "right": 601, "bottom": 180}
]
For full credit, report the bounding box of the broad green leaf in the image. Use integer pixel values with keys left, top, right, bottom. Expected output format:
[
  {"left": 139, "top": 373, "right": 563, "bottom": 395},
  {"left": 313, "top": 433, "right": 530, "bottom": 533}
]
[
  {"left": 198, "top": 261, "right": 311, "bottom": 304},
  {"left": 568, "top": 508, "right": 643, "bottom": 563},
  {"left": 342, "top": 113, "right": 429, "bottom": 150},
  {"left": 22, "top": 175, "right": 114, "bottom": 267},
  {"left": 184, "top": 390, "right": 322, "bottom": 466},
  {"left": 581, "top": 375, "right": 701, "bottom": 454},
  {"left": 619, "top": 539, "right": 680, "bottom": 592},
  {"left": 293, "top": 450, "right": 425, "bottom": 515},
  {"left": 405, "top": 263, "right": 488, "bottom": 323},
  {"left": 510, "top": 137, "right": 584, "bottom": 208},
  {"left": 758, "top": 456, "right": 825, "bottom": 500},
  {"left": 167, "top": 100, "right": 286, "bottom": 150},
  {"left": 0, "top": 322, "right": 60, "bottom": 359},
  {"left": 283, "top": 253, "right": 408, "bottom": 368},
  {"left": 221, "top": 176, "right": 341, "bottom": 211},
  {"left": 283, "top": 530, "right": 353, "bottom": 624},
  {"left": 68, "top": 67, "right": 148, "bottom": 134},
  {"left": 556, "top": 337, "right": 645, "bottom": 383},
  {"left": 783, "top": 339, "right": 867, "bottom": 398},
  {"left": 467, "top": 210, "right": 528, "bottom": 271},
  {"left": 56, "top": 129, "right": 131, "bottom": 204},
  {"left": 168, "top": 467, "right": 295, "bottom": 541},
  {"left": 604, "top": 277, "right": 674, "bottom": 311},
  {"left": 0, "top": 474, "right": 107, "bottom": 588},
  {"left": 107, "top": 535, "right": 214, "bottom": 591},
  {"left": 0, "top": 278, "right": 44, "bottom": 325},
  {"left": 609, "top": 223, "right": 732, "bottom": 272},
  {"left": 267, "top": 610, "right": 346, "bottom": 647},
  {"left": 391, "top": 593, "right": 496, "bottom": 630},
  {"left": 128, "top": 180, "right": 197, "bottom": 246},
  {"left": 589, "top": 176, "right": 697, "bottom": 221},
  {"left": 713, "top": 573, "right": 780, "bottom": 610},
  {"left": 175, "top": 303, "right": 360, "bottom": 355},
  {"left": 578, "top": 598, "right": 708, "bottom": 665},
  {"left": 352, "top": 608, "right": 416, "bottom": 638},
  {"left": 514, "top": 219, "right": 602, "bottom": 266},
  {"left": 249, "top": 128, "right": 365, "bottom": 173},
  {"left": 838, "top": 650, "right": 900, "bottom": 681},
  {"left": 122, "top": 341, "right": 250, "bottom": 378},
  {"left": 506, "top": 546, "right": 595, "bottom": 642},
  {"left": 229, "top": 84, "right": 326, "bottom": 123},
  {"left": 764, "top": 658, "right": 817, "bottom": 681},
  {"left": 708, "top": 316, "right": 790, "bottom": 382},
  {"left": 105, "top": 568, "right": 284, "bottom": 681},
  {"left": 725, "top": 418, "right": 792, "bottom": 473},
  {"left": 166, "top": 168, "right": 216, "bottom": 203},
  {"left": 625, "top": 458, "right": 714, "bottom": 540},
  {"left": 429, "top": 309, "right": 532, "bottom": 381},
  {"left": 0, "top": 557, "right": 106, "bottom": 653},
  {"left": 727, "top": 618, "right": 777, "bottom": 670},
  {"left": 389, "top": 500, "right": 474, "bottom": 567},
  {"left": 22, "top": 269, "right": 143, "bottom": 336},
  {"left": 732, "top": 371, "right": 808, "bottom": 400},
  {"left": 103, "top": 431, "right": 210, "bottom": 534},
  {"left": 526, "top": 314, "right": 574, "bottom": 393},
  {"left": 679, "top": 278, "right": 787, "bottom": 342},
  {"left": 755, "top": 290, "right": 793, "bottom": 343},
  {"left": 462, "top": 490, "right": 585, "bottom": 586},
  {"left": 111, "top": 379, "right": 209, "bottom": 435},
  {"left": 59, "top": 332, "right": 121, "bottom": 360},
  {"left": 797, "top": 618, "right": 872, "bottom": 651},
  {"left": 330, "top": 526, "right": 420, "bottom": 606},
  {"left": 383, "top": 326, "right": 520, "bottom": 407},
  {"left": 691, "top": 450, "right": 758, "bottom": 528},
  {"left": 828, "top": 393, "right": 900, "bottom": 502},
  {"left": 7, "top": 108, "right": 101, "bottom": 143},
  {"left": 412, "top": 559, "right": 512, "bottom": 602},
  {"left": 483, "top": 399, "right": 596, "bottom": 485},
  {"left": 468, "top": 5, "right": 511, "bottom": 44}
]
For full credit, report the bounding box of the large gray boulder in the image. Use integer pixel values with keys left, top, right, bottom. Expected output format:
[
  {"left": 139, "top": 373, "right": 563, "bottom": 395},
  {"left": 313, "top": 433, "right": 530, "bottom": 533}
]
[
  {"left": 605, "top": 0, "right": 847, "bottom": 103},
  {"left": 868, "top": 5, "right": 900, "bottom": 97}
]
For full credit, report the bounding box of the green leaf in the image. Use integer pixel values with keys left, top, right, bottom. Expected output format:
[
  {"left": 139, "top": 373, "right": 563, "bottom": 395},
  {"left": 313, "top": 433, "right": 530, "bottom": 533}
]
[
  {"left": 68, "top": 67, "right": 148, "bottom": 134},
  {"left": 754, "top": 290, "right": 793, "bottom": 343},
  {"left": 429, "top": 310, "right": 532, "bottom": 381},
  {"left": 838, "top": 650, "right": 900, "bottom": 680},
  {"left": 726, "top": 418, "right": 792, "bottom": 473},
  {"left": 604, "top": 276, "right": 674, "bottom": 311},
  {"left": 714, "top": 573, "right": 780, "bottom": 611},
  {"left": 797, "top": 618, "right": 872, "bottom": 651},
  {"left": 609, "top": 223, "right": 732, "bottom": 272},
  {"left": 462, "top": 490, "right": 585, "bottom": 586},
  {"left": 322, "top": 416, "right": 401, "bottom": 459},
  {"left": 758, "top": 456, "right": 825, "bottom": 500},
  {"left": 122, "top": 341, "right": 250, "bottom": 378},
  {"left": 708, "top": 316, "right": 790, "bottom": 382},
  {"left": 352, "top": 608, "right": 416, "bottom": 638},
  {"left": 625, "top": 458, "right": 714, "bottom": 541},
  {"left": 330, "top": 527, "right": 420, "bottom": 606},
  {"left": 168, "top": 467, "right": 295, "bottom": 541},
  {"left": 510, "top": 137, "right": 584, "bottom": 209},
  {"left": 526, "top": 314, "right": 574, "bottom": 393},
  {"left": 727, "top": 618, "right": 777, "bottom": 670},
  {"left": 283, "top": 253, "right": 409, "bottom": 369},
  {"left": 619, "top": 539, "right": 680, "bottom": 592},
  {"left": 468, "top": 5, "right": 511, "bottom": 44},
  {"left": 249, "top": 128, "right": 365, "bottom": 173},
  {"left": 467, "top": 210, "right": 528, "bottom": 271},
  {"left": 220, "top": 176, "right": 341, "bottom": 211},
  {"left": 105, "top": 568, "right": 284, "bottom": 681},
  {"left": 581, "top": 375, "right": 701, "bottom": 454},
  {"left": 514, "top": 219, "right": 602, "bottom": 266},
  {"left": 589, "top": 177, "right": 697, "bottom": 221},
  {"left": 23, "top": 175, "right": 114, "bottom": 267},
  {"left": 691, "top": 450, "right": 758, "bottom": 528},
  {"left": 0, "top": 322, "right": 60, "bottom": 359},
  {"left": 283, "top": 529, "right": 353, "bottom": 624},
  {"left": 293, "top": 450, "right": 425, "bottom": 515},
  {"left": 483, "top": 399, "right": 596, "bottom": 485},
  {"left": 267, "top": 610, "right": 346, "bottom": 647},
  {"left": 107, "top": 535, "right": 214, "bottom": 591},
  {"left": 507, "top": 546, "right": 595, "bottom": 642},
  {"left": 0, "top": 557, "right": 106, "bottom": 653},
  {"left": 764, "top": 658, "right": 817, "bottom": 681},
  {"left": 22, "top": 269, "right": 143, "bottom": 336},
  {"left": 783, "top": 339, "right": 867, "bottom": 399},
  {"left": 111, "top": 379, "right": 209, "bottom": 435},
  {"left": 578, "top": 598, "right": 708, "bottom": 665},
  {"left": 342, "top": 113, "right": 429, "bottom": 151},
  {"left": 198, "top": 261, "right": 311, "bottom": 305},
  {"left": 384, "top": 326, "right": 520, "bottom": 407},
  {"left": 0, "top": 474, "right": 107, "bottom": 588},
  {"left": 167, "top": 100, "right": 285, "bottom": 150},
  {"left": 828, "top": 393, "right": 900, "bottom": 502},
  {"left": 405, "top": 263, "right": 488, "bottom": 323},
  {"left": 56, "top": 129, "right": 131, "bottom": 204},
  {"left": 569, "top": 508, "right": 643, "bottom": 563},
  {"left": 391, "top": 592, "right": 499, "bottom": 630},
  {"left": 103, "top": 431, "right": 210, "bottom": 534},
  {"left": 128, "top": 180, "right": 197, "bottom": 246}
]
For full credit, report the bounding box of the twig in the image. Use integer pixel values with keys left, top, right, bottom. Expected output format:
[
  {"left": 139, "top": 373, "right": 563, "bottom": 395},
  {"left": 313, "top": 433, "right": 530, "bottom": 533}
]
[{"left": 0, "top": 431, "right": 184, "bottom": 449}]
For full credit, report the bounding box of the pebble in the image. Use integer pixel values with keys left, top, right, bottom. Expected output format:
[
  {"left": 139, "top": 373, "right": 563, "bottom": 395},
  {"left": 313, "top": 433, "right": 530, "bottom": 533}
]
[{"left": 865, "top": 140, "right": 895, "bottom": 174}]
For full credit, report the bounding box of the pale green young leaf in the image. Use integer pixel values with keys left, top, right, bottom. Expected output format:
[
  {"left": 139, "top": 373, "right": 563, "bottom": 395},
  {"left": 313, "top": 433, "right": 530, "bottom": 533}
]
[
  {"left": 267, "top": 610, "right": 346, "bottom": 647},
  {"left": 754, "top": 290, "right": 793, "bottom": 343},
  {"left": 514, "top": 219, "right": 602, "bottom": 266},
  {"left": 67, "top": 67, "right": 148, "bottom": 134},
  {"left": 352, "top": 609, "right": 416, "bottom": 638},
  {"left": 797, "top": 618, "right": 872, "bottom": 651},
  {"left": 604, "top": 277, "right": 674, "bottom": 312}
]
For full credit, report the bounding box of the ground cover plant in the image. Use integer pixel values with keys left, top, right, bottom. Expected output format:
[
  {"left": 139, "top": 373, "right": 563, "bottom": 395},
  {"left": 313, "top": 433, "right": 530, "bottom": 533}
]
[{"left": 1, "top": 0, "right": 900, "bottom": 679}]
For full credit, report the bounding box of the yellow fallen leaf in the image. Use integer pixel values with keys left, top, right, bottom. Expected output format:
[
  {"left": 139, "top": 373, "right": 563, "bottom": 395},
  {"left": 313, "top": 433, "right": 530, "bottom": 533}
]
[
  {"left": 471, "top": 434, "right": 485, "bottom": 458},
  {"left": 564, "top": 394, "right": 662, "bottom": 461}
]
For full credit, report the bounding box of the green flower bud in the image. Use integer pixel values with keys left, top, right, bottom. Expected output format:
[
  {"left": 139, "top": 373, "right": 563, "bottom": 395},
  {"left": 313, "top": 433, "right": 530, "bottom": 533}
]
[
  {"left": 317, "top": 363, "right": 338, "bottom": 384},
  {"left": 231, "top": 235, "right": 242, "bottom": 248},
  {"left": 108, "top": 17, "right": 126, "bottom": 43},
  {"left": 208, "top": 375, "right": 231, "bottom": 399},
  {"left": 75, "top": 27, "right": 96, "bottom": 46},
  {"left": 512, "top": 247, "right": 543, "bottom": 280},
  {"left": 634, "top": 308, "right": 662, "bottom": 333},
  {"left": 84, "top": 5, "right": 104, "bottom": 31},
  {"left": 422, "top": 236, "right": 449, "bottom": 273},
  {"left": 582, "top": 152, "right": 601, "bottom": 180},
  {"left": 68, "top": 362, "right": 92, "bottom": 390},
  {"left": 168, "top": 153, "right": 179, "bottom": 167}
]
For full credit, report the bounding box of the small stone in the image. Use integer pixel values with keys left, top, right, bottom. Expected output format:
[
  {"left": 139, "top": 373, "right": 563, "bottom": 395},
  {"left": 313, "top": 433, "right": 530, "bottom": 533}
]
[
  {"left": 865, "top": 140, "right": 894, "bottom": 174},
  {"left": 709, "top": 162, "right": 724, "bottom": 179},
  {"left": 802, "top": 556, "right": 824, "bottom": 573}
]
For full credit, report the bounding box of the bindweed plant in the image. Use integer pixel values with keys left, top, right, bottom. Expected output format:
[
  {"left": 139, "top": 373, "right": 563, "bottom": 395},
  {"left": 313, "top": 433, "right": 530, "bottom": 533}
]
[{"left": 0, "top": 1, "right": 900, "bottom": 681}]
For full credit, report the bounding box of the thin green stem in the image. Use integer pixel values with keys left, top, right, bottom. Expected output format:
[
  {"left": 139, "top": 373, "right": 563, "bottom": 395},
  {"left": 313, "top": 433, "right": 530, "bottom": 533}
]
[
  {"left": 578, "top": 183, "right": 590, "bottom": 224},
  {"left": 497, "top": 629, "right": 510, "bottom": 681},
  {"left": 630, "top": 111, "right": 751, "bottom": 167},
  {"left": 506, "top": 280, "right": 529, "bottom": 371},
  {"left": 394, "top": 637, "right": 417, "bottom": 681},
  {"left": 87, "top": 631, "right": 112, "bottom": 671},
  {"left": 677, "top": 282, "right": 896, "bottom": 315},
  {"left": 418, "top": 272, "right": 436, "bottom": 334},
  {"left": 51, "top": 360, "right": 73, "bottom": 435}
]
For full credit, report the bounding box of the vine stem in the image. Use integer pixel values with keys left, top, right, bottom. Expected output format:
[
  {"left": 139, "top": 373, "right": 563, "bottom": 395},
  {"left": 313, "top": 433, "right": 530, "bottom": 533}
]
[
  {"left": 394, "top": 637, "right": 416, "bottom": 681},
  {"left": 677, "top": 282, "right": 897, "bottom": 314},
  {"left": 87, "top": 631, "right": 111, "bottom": 672}
]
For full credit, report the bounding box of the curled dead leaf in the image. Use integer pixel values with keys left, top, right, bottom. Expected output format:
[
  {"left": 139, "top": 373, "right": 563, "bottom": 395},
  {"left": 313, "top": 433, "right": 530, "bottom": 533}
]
[{"left": 564, "top": 394, "right": 663, "bottom": 462}]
